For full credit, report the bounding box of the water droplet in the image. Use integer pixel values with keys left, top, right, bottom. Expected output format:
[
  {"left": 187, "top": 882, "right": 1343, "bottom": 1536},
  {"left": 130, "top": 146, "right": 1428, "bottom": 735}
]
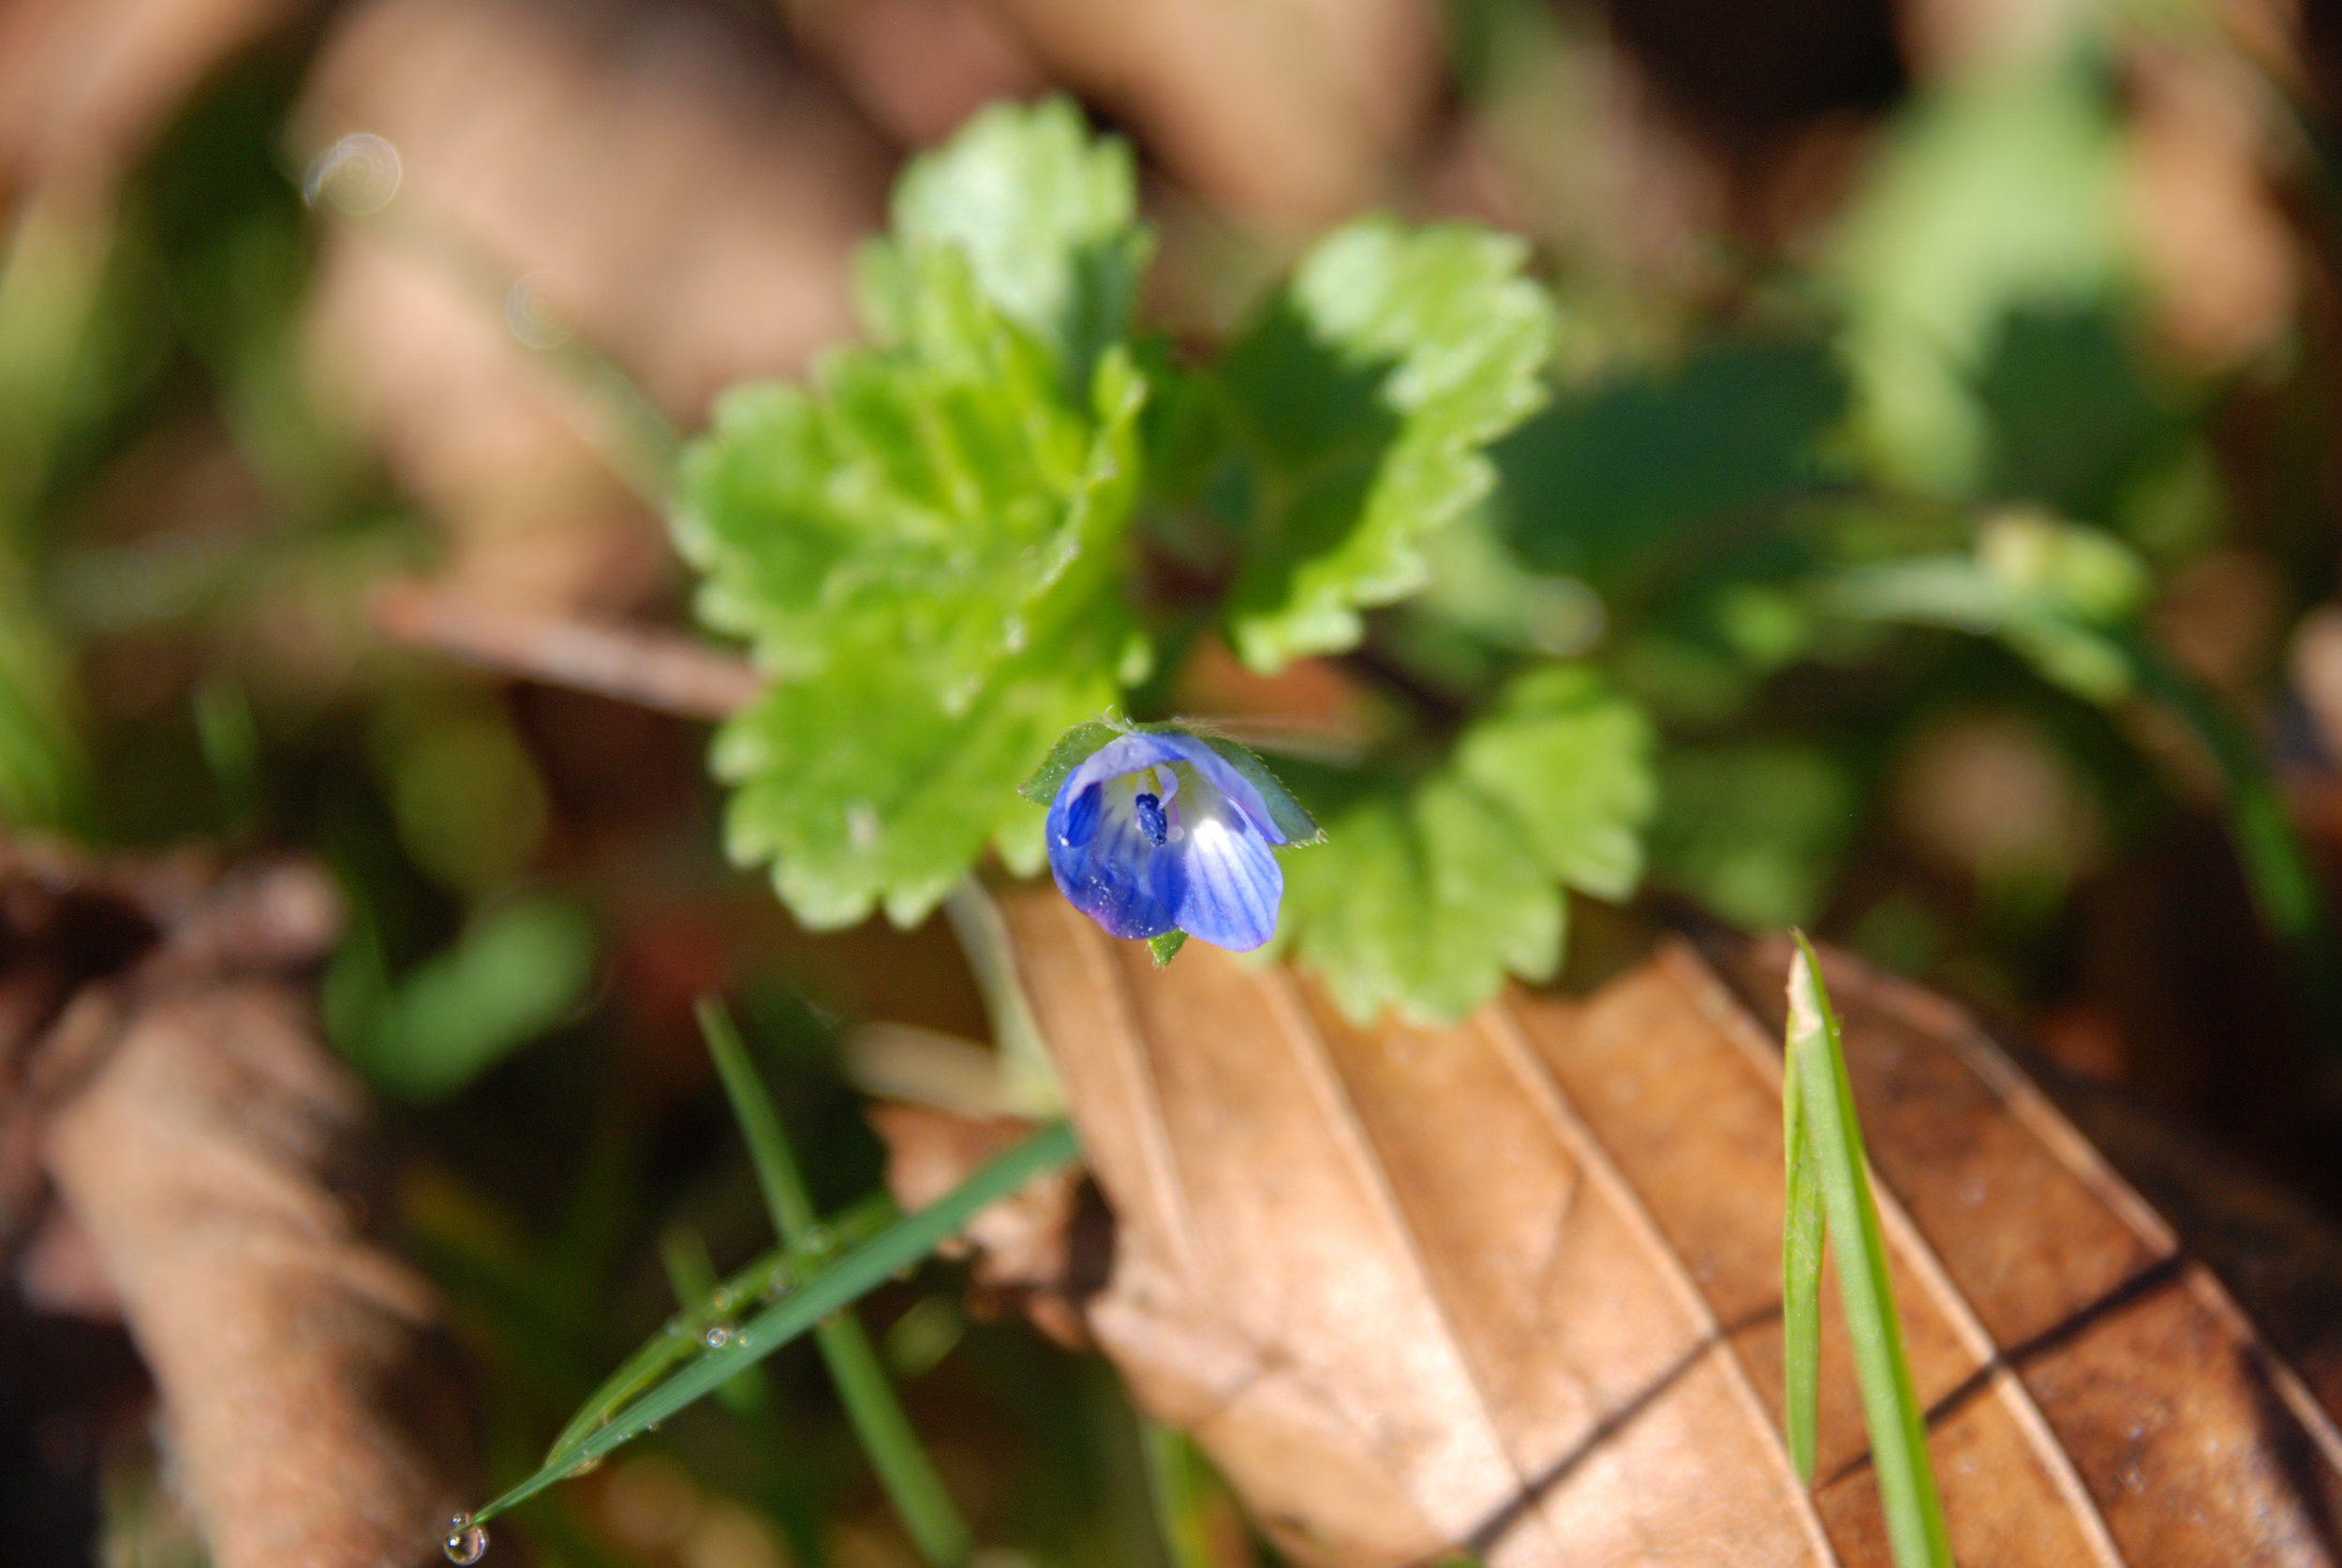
[
  {"left": 704, "top": 1324, "right": 735, "bottom": 1350},
  {"left": 846, "top": 803, "right": 881, "bottom": 851},
  {"left": 566, "top": 1453, "right": 603, "bottom": 1478},
  {"left": 762, "top": 1270, "right": 794, "bottom": 1302},
  {"left": 710, "top": 1287, "right": 740, "bottom": 1313},
  {"left": 504, "top": 272, "right": 573, "bottom": 349},
  {"left": 1002, "top": 617, "right": 1029, "bottom": 654},
  {"left": 304, "top": 132, "right": 403, "bottom": 214},
  {"left": 443, "top": 1514, "right": 489, "bottom": 1564},
  {"left": 800, "top": 1225, "right": 835, "bottom": 1255}
]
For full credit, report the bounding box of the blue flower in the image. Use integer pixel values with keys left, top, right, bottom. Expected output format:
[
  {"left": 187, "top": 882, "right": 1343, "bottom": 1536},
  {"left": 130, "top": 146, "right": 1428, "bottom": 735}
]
[{"left": 1045, "top": 730, "right": 1294, "bottom": 952}]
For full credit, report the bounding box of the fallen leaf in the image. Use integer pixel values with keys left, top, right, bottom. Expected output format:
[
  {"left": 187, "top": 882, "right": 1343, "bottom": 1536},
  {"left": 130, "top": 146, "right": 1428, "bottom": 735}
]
[
  {"left": 971, "top": 0, "right": 1442, "bottom": 230},
  {"left": 868, "top": 1102, "right": 1104, "bottom": 1348},
  {"left": 45, "top": 983, "right": 470, "bottom": 1568},
  {"left": 0, "top": 839, "right": 471, "bottom": 1568},
  {"left": 300, "top": 0, "right": 892, "bottom": 612},
  {"left": 0, "top": 0, "right": 294, "bottom": 204},
  {"left": 956, "top": 882, "right": 2342, "bottom": 1567}
]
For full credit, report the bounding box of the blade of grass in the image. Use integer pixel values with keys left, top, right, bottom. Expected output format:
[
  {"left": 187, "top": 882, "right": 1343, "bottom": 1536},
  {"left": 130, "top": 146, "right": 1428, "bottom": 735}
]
[
  {"left": 660, "top": 1221, "right": 769, "bottom": 1417},
  {"left": 1141, "top": 1419, "right": 1219, "bottom": 1568},
  {"left": 699, "top": 999, "right": 975, "bottom": 1568},
  {"left": 542, "top": 1191, "right": 895, "bottom": 1464},
  {"left": 2126, "top": 640, "right": 2342, "bottom": 1058},
  {"left": 1781, "top": 1021, "right": 1825, "bottom": 1484},
  {"left": 1786, "top": 934, "right": 1953, "bottom": 1568},
  {"left": 943, "top": 880, "right": 1064, "bottom": 1117},
  {"left": 476, "top": 1117, "right": 1081, "bottom": 1523}
]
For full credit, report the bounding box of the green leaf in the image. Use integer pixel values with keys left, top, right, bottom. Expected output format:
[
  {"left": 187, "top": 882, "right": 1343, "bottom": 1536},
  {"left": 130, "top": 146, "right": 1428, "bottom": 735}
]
[
  {"left": 1215, "top": 218, "right": 1557, "bottom": 672},
  {"left": 1495, "top": 334, "right": 1848, "bottom": 585},
  {"left": 340, "top": 896, "right": 596, "bottom": 1102},
  {"left": 1824, "top": 511, "right": 2146, "bottom": 702},
  {"left": 1783, "top": 936, "right": 1953, "bottom": 1568},
  {"left": 1286, "top": 777, "right": 1564, "bottom": 1023},
  {"left": 1652, "top": 745, "right": 1858, "bottom": 929},
  {"left": 1831, "top": 55, "right": 2127, "bottom": 496},
  {"left": 864, "top": 96, "right": 1149, "bottom": 388},
  {"left": 1281, "top": 666, "right": 1652, "bottom": 1023},
  {"left": 1454, "top": 665, "right": 1655, "bottom": 900},
  {"left": 679, "top": 255, "right": 1153, "bottom": 928}
]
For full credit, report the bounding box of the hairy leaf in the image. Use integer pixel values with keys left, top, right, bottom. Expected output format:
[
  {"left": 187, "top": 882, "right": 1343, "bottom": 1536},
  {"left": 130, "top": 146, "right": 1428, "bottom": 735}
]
[
  {"left": 1282, "top": 666, "right": 1653, "bottom": 1022},
  {"left": 676, "top": 105, "right": 1157, "bottom": 928},
  {"left": 865, "top": 95, "right": 1149, "bottom": 388},
  {"left": 1215, "top": 219, "right": 1556, "bottom": 672}
]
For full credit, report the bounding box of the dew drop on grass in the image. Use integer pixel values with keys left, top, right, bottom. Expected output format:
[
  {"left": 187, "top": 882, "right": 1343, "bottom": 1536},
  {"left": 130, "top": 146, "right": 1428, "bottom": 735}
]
[
  {"left": 443, "top": 1514, "right": 489, "bottom": 1564},
  {"left": 704, "top": 1324, "right": 735, "bottom": 1350},
  {"left": 800, "top": 1225, "right": 835, "bottom": 1255}
]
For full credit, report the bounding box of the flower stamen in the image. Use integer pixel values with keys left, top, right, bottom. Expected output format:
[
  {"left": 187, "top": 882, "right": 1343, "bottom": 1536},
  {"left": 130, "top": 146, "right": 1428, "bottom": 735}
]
[{"left": 1134, "top": 791, "right": 1168, "bottom": 847}]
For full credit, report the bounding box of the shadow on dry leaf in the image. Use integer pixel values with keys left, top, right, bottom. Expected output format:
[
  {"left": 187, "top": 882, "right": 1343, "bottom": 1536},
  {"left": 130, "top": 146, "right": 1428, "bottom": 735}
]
[{"left": 885, "top": 883, "right": 2342, "bottom": 1568}]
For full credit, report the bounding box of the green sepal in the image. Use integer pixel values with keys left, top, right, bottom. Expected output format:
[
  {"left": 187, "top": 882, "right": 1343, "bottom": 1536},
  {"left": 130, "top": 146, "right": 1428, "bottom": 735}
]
[
  {"left": 1147, "top": 931, "right": 1189, "bottom": 969},
  {"left": 1018, "top": 718, "right": 1128, "bottom": 806}
]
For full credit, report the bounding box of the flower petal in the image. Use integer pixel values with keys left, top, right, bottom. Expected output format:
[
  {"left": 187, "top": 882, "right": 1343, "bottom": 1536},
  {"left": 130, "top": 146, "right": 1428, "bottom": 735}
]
[
  {"left": 1063, "top": 732, "right": 1288, "bottom": 845},
  {"left": 1167, "top": 788, "right": 1282, "bottom": 951},
  {"left": 1046, "top": 777, "right": 1183, "bottom": 939}
]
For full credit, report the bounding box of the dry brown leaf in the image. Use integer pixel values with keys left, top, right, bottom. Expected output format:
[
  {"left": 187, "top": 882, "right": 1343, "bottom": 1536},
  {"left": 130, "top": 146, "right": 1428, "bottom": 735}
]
[
  {"left": 0, "top": 0, "right": 294, "bottom": 205},
  {"left": 960, "top": 883, "right": 2342, "bottom": 1567},
  {"left": 2123, "top": 40, "right": 2296, "bottom": 370},
  {"left": 45, "top": 984, "right": 469, "bottom": 1568},
  {"left": 301, "top": 0, "right": 891, "bottom": 612},
  {"left": 972, "top": 0, "right": 1442, "bottom": 230},
  {"left": 868, "top": 1102, "right": 1104, "bottom": 1347},
  {"left": 778, "top": 0, "right": 1045, "bottom": 148},
  {"left": 0, "top": 841, "right": 470, "bottom": 1568}
]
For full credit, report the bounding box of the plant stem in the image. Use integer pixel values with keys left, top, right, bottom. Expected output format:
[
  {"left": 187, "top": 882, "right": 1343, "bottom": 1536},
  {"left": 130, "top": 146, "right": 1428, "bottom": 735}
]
[
  {"left": 2127, "top": 640, "right": 2342, "bottom": 1058},
  {"left": 1140, "top": 1420, "right": 1220, "bottom": 1568}
]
